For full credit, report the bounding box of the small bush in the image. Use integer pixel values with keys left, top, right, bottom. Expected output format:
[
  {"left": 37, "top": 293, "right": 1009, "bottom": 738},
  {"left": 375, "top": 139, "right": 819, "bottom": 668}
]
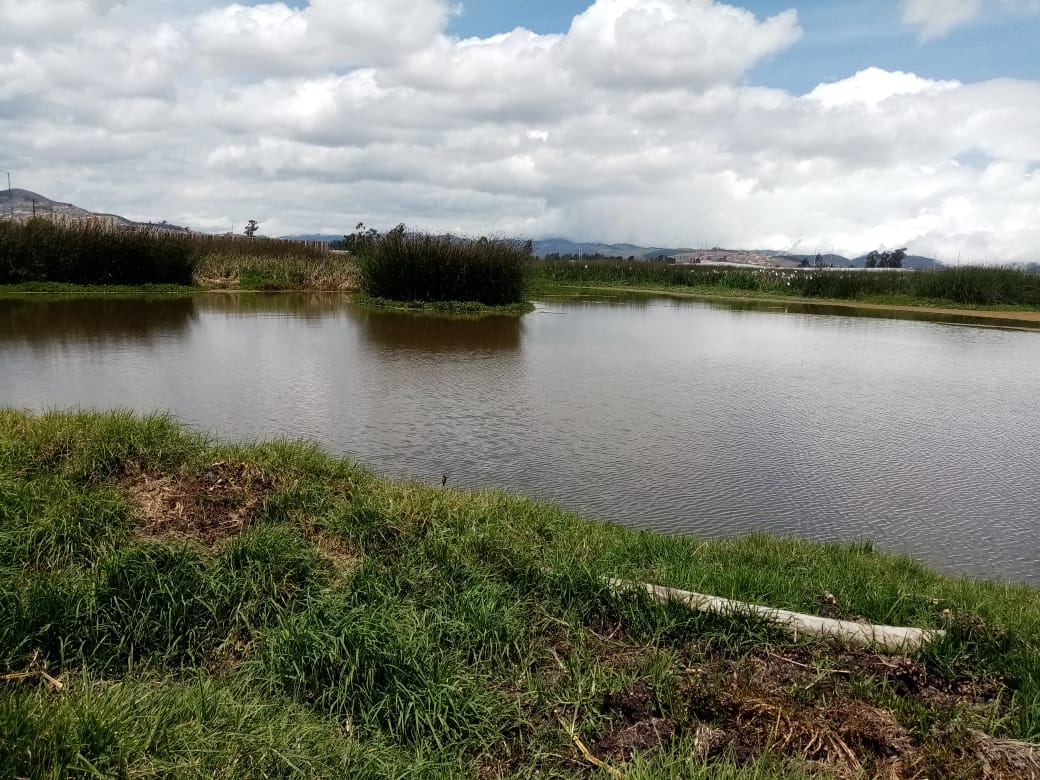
[{"left": 355, "top": 225, "right": 530, "bottom": 305}]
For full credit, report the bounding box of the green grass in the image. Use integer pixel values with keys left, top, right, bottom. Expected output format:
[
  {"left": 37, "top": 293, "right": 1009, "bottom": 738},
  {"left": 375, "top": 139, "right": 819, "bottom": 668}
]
[
  {"left": 531, "top": 260, "right": 1040, "bottom": 310},
  {"left": 353, "top": 293, "right": 534, "bottom": 316},
  {"left": 356, "top": 227, "right": 531, "bottom": 306},
  {"left": 0, "top": 281, "right": 200, "bottom": 296},
  {"left": 1, "top": 409, "right": 1038, "bottom": 778}
]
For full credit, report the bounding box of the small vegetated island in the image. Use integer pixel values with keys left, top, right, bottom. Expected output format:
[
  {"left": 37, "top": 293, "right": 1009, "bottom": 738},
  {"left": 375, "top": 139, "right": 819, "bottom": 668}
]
[{"left": 351, "top": 223, "right": 536, "bottom": 315}]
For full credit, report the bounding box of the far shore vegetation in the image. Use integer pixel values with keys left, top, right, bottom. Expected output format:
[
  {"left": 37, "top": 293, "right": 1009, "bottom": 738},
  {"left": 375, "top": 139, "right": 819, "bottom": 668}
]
[
  {"left": 530, "top": 259, "right": 1040, "bottom": 311},
  {"left": 2, "top": 217, "right": 1039, "bottom": 318},
  {"left": 1, "top": 409, "right": 1038, "bottom": 778},
  {"left": 0, "top": 218, "right": 357, "bottom": 291}
]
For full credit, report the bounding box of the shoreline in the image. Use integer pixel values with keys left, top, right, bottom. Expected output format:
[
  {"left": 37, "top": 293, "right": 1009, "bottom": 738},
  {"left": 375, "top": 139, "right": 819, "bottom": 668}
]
[
  {"left": 2, "top": 409, "right": 1038, "bottom": 777},
  {"left": 5, "top": 281, "right": 1040, "bottom": 330},
  {"left": 537, "top": 282, "right": 1040, "bottom": 329}
]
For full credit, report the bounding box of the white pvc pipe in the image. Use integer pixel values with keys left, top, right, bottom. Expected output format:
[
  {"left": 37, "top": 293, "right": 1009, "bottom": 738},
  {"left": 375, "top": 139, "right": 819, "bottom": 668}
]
[{"left": 607, "top": 578, "right": 944, "bottom": 651}]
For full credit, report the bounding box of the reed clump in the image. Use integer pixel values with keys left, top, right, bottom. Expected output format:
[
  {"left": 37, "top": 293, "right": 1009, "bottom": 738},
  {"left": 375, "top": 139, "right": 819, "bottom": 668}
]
[
  {"left": 532, "top": 260, "right": 1040, "bottom": 308},
  {"left": 355, "top": 225, "right": 531, "bottom": 305},
  {"left": 0, "top": 218, "right": 348, "bottom": 289},
  {"left": 0, "top": 218, "right": 197, "bottom": 286},
  {"left": 1, "top": 409, "right": 1038, "bottom": 778}
]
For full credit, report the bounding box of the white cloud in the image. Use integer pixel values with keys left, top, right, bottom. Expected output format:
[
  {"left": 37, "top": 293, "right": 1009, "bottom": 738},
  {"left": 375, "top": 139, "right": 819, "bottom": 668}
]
[
  {"left": 192, "top": 0, "right": 456, "bottom": 75},
  {"left": 2, "top": 0, "right": 1039, "bottom": 261},
  {"left": 902, "top": 0, "right": 1040, "bottom": 39},
  {"left": 0, "top": 0, "right": 124, "bottom": 42},
  {"left": 902, "top": 0, "right": 981, "bottom": 39},
  {"left": 558, "top": 0, "right": 801, "bottom": 89}
]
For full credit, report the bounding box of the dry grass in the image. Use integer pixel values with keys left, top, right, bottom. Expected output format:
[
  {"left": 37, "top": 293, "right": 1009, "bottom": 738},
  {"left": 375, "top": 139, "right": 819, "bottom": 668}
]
[{"left": 124, "top": 461, "right": 275, "bottom": 545}]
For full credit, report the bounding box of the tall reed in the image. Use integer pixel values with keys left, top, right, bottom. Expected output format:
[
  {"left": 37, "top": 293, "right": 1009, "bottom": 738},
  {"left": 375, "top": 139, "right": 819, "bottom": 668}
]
[
  {"left": 0, "top": 218, "right": 197, "bottom": 285},
  {"left": 356, "top": 226, "right": 531, "bottom": 305},
  {"left": 0, "top": 219, "right": 333, "bottom": 287}
]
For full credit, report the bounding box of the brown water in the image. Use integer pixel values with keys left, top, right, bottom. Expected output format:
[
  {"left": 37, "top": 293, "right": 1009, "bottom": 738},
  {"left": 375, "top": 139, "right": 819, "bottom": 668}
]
[{"left": 2, "top": 292, "right": 1038, "bottom": 584}]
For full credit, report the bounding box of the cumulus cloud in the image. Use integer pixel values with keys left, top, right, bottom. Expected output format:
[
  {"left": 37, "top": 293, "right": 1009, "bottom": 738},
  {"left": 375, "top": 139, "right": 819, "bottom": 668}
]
[
  {"left": 0, "top": 0, "right": 124, "bottom": 42},
  {"left": 192, "top": 0, "right": 457, "bottom": 74},
  {"left": 1, "top": 0, "right": 1039, "bottom": 261},
  {"left": 559, "top": 0, "right": 801, "bottom": 89}
]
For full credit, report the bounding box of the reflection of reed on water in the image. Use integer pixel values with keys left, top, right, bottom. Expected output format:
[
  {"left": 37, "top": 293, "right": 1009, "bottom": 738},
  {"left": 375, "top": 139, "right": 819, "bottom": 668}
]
[
  {"left": 0, "top": 297, "right": 198, "bottom": 349},
  {"left": 196, "top": 292, "right": 353, "bottom": 319},
  {"left": 352, "top": 307, "right": 522, "bottom": 353},
  {"left": 704, "top": 298, "right": 1040, "bottom": 330}
]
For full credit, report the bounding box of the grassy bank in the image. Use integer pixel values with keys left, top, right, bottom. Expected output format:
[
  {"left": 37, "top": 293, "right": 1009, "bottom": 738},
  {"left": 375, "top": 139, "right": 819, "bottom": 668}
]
[
  {"left": 1, "top": 410, "right": 1038, "bottom": 778},
  {"left": 531, "top": 261, "right": 1040, "bottom": 311}
]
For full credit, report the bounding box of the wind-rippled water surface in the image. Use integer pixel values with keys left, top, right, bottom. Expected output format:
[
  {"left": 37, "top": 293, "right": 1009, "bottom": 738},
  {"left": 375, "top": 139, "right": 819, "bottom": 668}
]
[{"left": 2, "top": 292, "right": 1038, "bottom": 584}]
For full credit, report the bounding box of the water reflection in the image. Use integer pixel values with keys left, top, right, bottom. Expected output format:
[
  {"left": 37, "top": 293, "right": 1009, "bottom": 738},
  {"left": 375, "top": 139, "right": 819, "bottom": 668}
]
[
  {"left": 715, "top": 298, "right": 1040, "bottom": 330},
  {"left": 351, "top": 307, "right": 522, "bottom": 353},
  {"left": 1, "top": 292, "right": 1038, "bottom": 584},
  {"left": 197, "top": 292, "right": 354, "bottom": 319},
  {"left": 0, "top": 296, "right": 198, "bottom": 349},
  {"left": 548, "top": 288, "right": 1040, "bottom": 330}
]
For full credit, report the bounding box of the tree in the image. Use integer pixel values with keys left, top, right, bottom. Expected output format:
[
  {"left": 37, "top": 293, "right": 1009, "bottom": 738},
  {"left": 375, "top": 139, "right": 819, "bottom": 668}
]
[
  {"left": 343, "top": 222, "right": 381, "bottom": 253},
  {"left": 244, "top": 219, "right": 259, "bottom": 238},
  {"left": 865, "top": 247, "right": 907, "bottom": 269}
]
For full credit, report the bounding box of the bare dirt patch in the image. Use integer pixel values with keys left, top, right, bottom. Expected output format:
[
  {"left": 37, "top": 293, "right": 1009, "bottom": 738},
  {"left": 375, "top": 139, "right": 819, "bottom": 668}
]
[
  {"left": 970, "top": 730, "right": 1040, "bottom": 779},
  {"left": 591, "top": 682, "right": 677, "bottom": 762},
  {"left": 539, "top": 635, "right": 1026, "bottom": 779},
  {"left": 124, "top": 461, "right": 275, "bottom": 544},
  {"left": 675, "top": 643, "right": 1017, "bottom": 778}
]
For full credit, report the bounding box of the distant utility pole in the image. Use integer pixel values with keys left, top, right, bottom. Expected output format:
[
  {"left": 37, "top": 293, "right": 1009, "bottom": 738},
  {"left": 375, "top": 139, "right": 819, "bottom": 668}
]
[{"left": 0, "top": 170, "right": 11, "bottom": 219}]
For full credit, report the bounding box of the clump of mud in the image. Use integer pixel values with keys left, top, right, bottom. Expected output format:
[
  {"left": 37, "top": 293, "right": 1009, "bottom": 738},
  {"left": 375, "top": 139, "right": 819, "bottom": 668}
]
[
  {"left": 124, "top": 461, "right": 275, "bottom": 544},
  {"left": 594, "top": 681, "right": 677, "bottom": 762}
]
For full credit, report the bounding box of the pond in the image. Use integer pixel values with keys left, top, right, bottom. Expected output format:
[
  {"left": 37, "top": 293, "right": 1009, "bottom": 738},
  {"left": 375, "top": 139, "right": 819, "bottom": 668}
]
[{"left": 2, "top": 292, "right": 1038, "bottom": 584}]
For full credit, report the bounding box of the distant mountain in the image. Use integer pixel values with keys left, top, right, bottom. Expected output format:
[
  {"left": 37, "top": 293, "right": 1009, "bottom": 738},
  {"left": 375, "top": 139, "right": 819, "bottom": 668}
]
[
  {"left": 283, "top": 233, "right": 344, "bottom": 242},
  {"left": 774, "top": 253, "right": 853, "bottom": 267},
  {"left": 0, "top": 188, "right": 95, "bottom": 220},
  {"left": 773, "top": 252, "right": 942, "bottom": 270},
  {"left": 532, "top": 238, "right": 695, "bottom": 259},
  {"left": 0, "top": 196, "right": 966, "bottom": 269},
  {"left": 0, "top": 188, "right": 190, "bottom": 232}
]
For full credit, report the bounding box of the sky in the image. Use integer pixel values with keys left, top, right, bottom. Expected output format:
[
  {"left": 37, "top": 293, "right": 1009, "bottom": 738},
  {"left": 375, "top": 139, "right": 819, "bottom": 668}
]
[{"left": 1, "top": 0, "right": 1039, "bottom": 261}]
